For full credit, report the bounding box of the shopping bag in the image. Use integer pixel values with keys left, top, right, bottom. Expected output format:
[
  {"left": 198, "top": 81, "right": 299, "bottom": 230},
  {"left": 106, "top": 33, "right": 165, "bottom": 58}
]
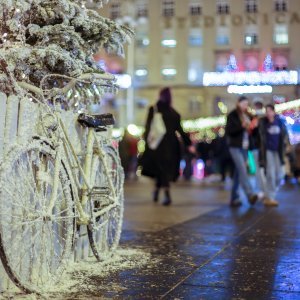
[
  {"left": 248, "top": 150, "right": 256, "bottom": 175},
  {"left": 147, "top": 106, "right": 166, "bottom": 150}
]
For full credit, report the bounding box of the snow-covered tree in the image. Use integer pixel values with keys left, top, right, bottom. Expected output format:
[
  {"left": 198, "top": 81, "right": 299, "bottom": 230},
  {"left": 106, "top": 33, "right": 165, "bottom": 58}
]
[{"left": 0, "top": 0, "right": 133, "bottom": 104}]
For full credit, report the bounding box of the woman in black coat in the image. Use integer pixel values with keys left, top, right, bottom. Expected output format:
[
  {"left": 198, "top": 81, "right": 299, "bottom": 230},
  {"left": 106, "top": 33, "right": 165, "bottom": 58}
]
[{"left": 140, "top": 87, "right": 192, "bottom": 205}]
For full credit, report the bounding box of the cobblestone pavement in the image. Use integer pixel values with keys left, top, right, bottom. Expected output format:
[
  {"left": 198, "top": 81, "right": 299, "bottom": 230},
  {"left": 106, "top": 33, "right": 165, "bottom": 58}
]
[{"left": 64, "top": 177, "right": 300, "bottom": 300}]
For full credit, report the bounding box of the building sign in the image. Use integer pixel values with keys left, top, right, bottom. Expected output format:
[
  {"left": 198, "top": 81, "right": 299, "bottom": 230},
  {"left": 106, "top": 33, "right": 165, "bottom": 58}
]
[
  {"left": 203, "top": 71, "right": 298, "bottom": 86},
  {"left": 188, "top": 12, "right": 300, "bottom": 27}
]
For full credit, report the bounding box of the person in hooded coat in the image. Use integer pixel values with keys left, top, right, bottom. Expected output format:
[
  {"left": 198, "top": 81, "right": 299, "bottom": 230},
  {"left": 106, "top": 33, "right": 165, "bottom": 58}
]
[{"left": 140, "top": 87, "right": 192, "bottom": 205}]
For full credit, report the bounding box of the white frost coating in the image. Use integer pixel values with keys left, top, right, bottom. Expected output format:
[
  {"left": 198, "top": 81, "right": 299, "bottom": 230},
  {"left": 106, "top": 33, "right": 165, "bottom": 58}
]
[
  {"left": 2, "top": 248, "right": 155, "bottom": 298},
  {"left": 0, "top": 0, "right": 128, "bottom": 294},
  {"left": 0, "top": 139, "right": 75, "bottom": 294},
  {"left": 47, "top": 248, "right": 154, "bottom": 295},
  {"left": 17, "top": 98, "right": 40, "bottom": 144},
  {"left": 3, "top": 95, "right": 19, "bottom": 153},
  {"left": 0, "top": 93, "right": 7, "bottom": 159}
]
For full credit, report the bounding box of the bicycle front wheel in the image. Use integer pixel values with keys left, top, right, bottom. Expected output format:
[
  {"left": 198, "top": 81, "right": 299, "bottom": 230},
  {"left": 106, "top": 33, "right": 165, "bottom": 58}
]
[
  {"left": 0, "top": 140, "right": 74, "bottom": 294},
  {"left": 88, "top": 145, "right": 124, "bottom": 261}
]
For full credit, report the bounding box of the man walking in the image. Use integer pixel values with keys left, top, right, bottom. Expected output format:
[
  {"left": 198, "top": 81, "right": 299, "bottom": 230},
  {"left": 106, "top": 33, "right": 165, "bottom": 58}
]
[
  {"left": 225, "top": 96, "right": 258, "bottom": 207},
  {"left": 259, "top": 104, "right": 288, "bottom": 206}
]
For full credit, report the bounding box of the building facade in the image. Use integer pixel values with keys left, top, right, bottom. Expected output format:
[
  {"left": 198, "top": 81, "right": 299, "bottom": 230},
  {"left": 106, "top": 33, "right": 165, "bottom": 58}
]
[{"left": 97, "top": 0, "right": 300, "bottom": 126}]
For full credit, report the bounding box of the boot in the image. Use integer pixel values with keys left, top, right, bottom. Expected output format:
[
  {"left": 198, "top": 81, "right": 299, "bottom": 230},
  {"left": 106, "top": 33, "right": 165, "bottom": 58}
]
[
  {"left": 153, "top": 189, "right": 159, "bottom": 203},
  {"left": 162, "top": 190, "right": 172, "bottom": 206}
]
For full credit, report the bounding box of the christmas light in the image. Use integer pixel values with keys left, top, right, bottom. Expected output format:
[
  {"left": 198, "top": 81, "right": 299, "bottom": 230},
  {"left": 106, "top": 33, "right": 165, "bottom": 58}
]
[
  {"left": 203, "top": 71, "right": 298, "bottom": 86},
  {"left": 115, "top": 74, "right": 132, "bottom": 89},
  {"left": 135, "top": 69, "right": 148, "bottom": 77},
  {"left": 161, "top": 39, "right": 177, "bottom": 47},
  {"left": 263, "top": 54, "right": 273, "bottom": 71},
  {"left": 226, "top": 55, "right": 238, "bottom": 71},
  {"left": 162, "top": 68, "right": 177, "bottom": 76},
  {"left": 227, "top": 85, "right": 273, "bottom": 94},
  {"left": 182, "top": 98, "right": 300, "bottom": 132}
]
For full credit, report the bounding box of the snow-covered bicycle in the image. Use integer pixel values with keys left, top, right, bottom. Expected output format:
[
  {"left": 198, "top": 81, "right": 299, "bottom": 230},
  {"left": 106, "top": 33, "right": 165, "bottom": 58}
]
[{"left": 0, "top": 73, "right": 124, "bottom": 294}]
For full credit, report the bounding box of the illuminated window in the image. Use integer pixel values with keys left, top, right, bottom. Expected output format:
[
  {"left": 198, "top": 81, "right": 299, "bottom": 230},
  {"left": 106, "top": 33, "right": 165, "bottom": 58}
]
[
  {"left": 136, "top": 35, "right": 150, "bottom": 48},
  {"left": 273, "top": 50, "right": 289, "bottom": 70},
  {"left": 275, "top": 0, "right": 288, "bottom": 12},
  {"left": 274, "top": 24, "right": 289, "bottom": 45},
  {"left": 137, "top": 0, "right": 148, "bottom": 18},
  {"left": 189, "top": 29, "right": 203, "bottom": 46},
  {"left": 245, "top": 33, "right": 258, "bottom": 45},
  {"left": 161, "top": 68, "right": 177, "bottom": 79},
  {"left": 215, "top": 51, "right": 231, "bottom": 72},
  {"left": 188, "top": 61, "right": 202, "bottom": 83},
  {"left": 110, "top": 3, "right": 121, "bottom": 19},
  {"left": 245, "top": 0, "right": 258, "bottom": 13},
  {"left": 135, "top": 68, "right": 148, "bottom": 80},
  {"left": 161, "top": 39, "right": 177, "bottom": 47},
  {"left": 189, "top": 0, "right": 202, "bottom": 16},
  {"left": 162, "top": 0, "right": 175, "bottom": 17},
  {"left": 216, "top": 27, "right": 230, "bottom": 45},
  {"left": 217, "top": 0, "right": 230, "bottom": 15}
]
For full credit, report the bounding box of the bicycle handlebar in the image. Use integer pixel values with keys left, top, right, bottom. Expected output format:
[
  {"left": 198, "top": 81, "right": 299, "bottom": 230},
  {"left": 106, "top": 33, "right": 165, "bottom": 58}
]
[{"left": 17, "top": 72, "right": 115, "bottom": 97}]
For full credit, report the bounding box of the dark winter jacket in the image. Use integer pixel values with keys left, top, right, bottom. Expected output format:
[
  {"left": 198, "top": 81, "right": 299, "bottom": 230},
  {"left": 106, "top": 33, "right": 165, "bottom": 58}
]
[
  {"left": 140, "top": 101, "right": 191, "bottom": 184},
  {"left": 225, "top": 109, "right": 247, "bottom": 148},
  {"left": 259, "top": 115, "right": 288, "bottom": 167},
  {"left": 249, "top": 119, "right": 261, "bottom": 150}
]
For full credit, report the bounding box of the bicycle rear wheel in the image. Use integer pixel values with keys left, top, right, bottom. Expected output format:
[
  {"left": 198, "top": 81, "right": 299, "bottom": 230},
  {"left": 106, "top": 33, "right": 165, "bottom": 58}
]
[
  {"left": 87, "top": 145, "right": 124, "bottom": 261},
  {"left": 0, "top": 140, "right": 74, "bottom": 294}
]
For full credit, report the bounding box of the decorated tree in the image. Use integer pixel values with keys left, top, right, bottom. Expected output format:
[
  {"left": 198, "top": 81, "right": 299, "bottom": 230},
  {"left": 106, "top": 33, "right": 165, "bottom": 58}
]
[
  {"left": 226, "top": 54, "right": 238, "bottom": 72},
  {"left": 0, "top": 0, "right": 133, "bottom": 106},
  {"left": 263, "top": 54, "right": 274, "bottom": 72}
]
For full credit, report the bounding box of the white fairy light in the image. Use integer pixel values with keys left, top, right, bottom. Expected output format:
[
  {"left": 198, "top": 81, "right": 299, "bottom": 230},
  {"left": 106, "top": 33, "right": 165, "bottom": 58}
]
[
  {"left": 203, "top": 71, "right": 298, "bottom": 86},
  {"left": 227, "top": 85, "right": 273, "bottom": 94}
]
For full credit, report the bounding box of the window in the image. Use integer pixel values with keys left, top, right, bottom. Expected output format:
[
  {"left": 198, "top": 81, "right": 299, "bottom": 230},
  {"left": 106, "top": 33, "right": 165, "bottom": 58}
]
[
  {"left": 216, "top": 27, "right": 230, "bottom": 45},
  {"left": 274, "top": 24, "right": 289, "bottom": 44},
  {"left": 275, "top": 0, "right": 288, "bottom": 12},
  {"left": 215, "top": 51, "right": 231, "bottom": 72},
  {"left": 188, "top": 62, "right": 202, "bottom": 83},
  {"left": 135, "top": 68, "right": 148, "bottom": 79},
  {"left": 161, "top": 39, "right": 177, "bottom": 48},
  {"left": 137, "top": 0, "right": 148, "bottom": 18},
  {"left": 189, "top": 29, "right": 203, "bottom": 46},
  {"left": 243, "top": 50, "right": 259, "bottom": 71},
  {"left": 162, "top": 29, "right": 176, "bottom": 48},
  {"left": 245, "top": 0, "right": 258, "bottom": 13},
  {"left": 189, "top": 1, "right": 202, "bottom": 16},
  {"left": 110, "top": 3, "right": 121, "bottom": 19},
  {"left": 162, "top": 0, "right": 175, "bottom": 17},
  {"left": 136, "top": 34, "right": 150, "bottom": 48},
  {"left": 161, "top": 68, "right": 177, "bottom": 80},
  {"left": 245, "top": 33, "right": 258, "bottom": 45},
  {"left": 273, "top": 50, "right": 289, "bottom": 70},
  {"left": 217, "top": 0, "right": 230, "bottom": 15}
]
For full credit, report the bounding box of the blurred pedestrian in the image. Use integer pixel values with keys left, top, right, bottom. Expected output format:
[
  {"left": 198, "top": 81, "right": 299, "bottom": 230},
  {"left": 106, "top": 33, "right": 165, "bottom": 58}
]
[
  {"left": 259, "top": 104, "right": 288, "bottom": 206},
  {"left": 225, "top": 96, "right": 258, "bottom": 207},
  {"left": 119, "top": 129, "right": 131, "bottom": 179},
  {"left": 119, "top": 129, "right": 139, "bottom": 179},
  {"left": 249, "top": 101, "right": 266, "bottom": 198},
  {"left": 213, "top": 135, "right": 234, "bottom": 182},
  {"left": 294, "top": 143, "right": 300, "bottom": 183},
  {"left": 140, "top": 87, "right": 192, "bottom": 205}
]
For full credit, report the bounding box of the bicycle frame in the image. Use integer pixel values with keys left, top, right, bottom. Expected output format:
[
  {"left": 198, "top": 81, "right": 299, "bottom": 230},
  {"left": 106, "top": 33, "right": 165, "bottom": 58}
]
[
  {"left": 45, "top": 111, "right": 118, "bottom": 226},
  {"left": 17, "top": 73, "right": 119, "bottom": 225}
]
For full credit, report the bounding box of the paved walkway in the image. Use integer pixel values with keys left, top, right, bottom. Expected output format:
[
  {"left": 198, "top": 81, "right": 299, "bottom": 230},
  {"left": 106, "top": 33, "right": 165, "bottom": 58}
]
[
  {"left": 3, "top": 177, "right": 300, "bottom": 299},
  {"left": 66, "top": 178, "right": 300, "bottom": 299}
]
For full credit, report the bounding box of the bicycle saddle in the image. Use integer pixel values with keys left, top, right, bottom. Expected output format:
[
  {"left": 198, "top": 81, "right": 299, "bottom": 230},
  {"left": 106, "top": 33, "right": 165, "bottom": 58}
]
[{"left": 77, "top": 113, "right": 115, "bottom": 131}]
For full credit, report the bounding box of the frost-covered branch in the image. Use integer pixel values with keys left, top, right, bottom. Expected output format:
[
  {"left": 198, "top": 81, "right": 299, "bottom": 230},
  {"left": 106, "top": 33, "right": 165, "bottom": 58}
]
[{"left": 0, "top": 0, "right": 133, "bottom": 99}]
